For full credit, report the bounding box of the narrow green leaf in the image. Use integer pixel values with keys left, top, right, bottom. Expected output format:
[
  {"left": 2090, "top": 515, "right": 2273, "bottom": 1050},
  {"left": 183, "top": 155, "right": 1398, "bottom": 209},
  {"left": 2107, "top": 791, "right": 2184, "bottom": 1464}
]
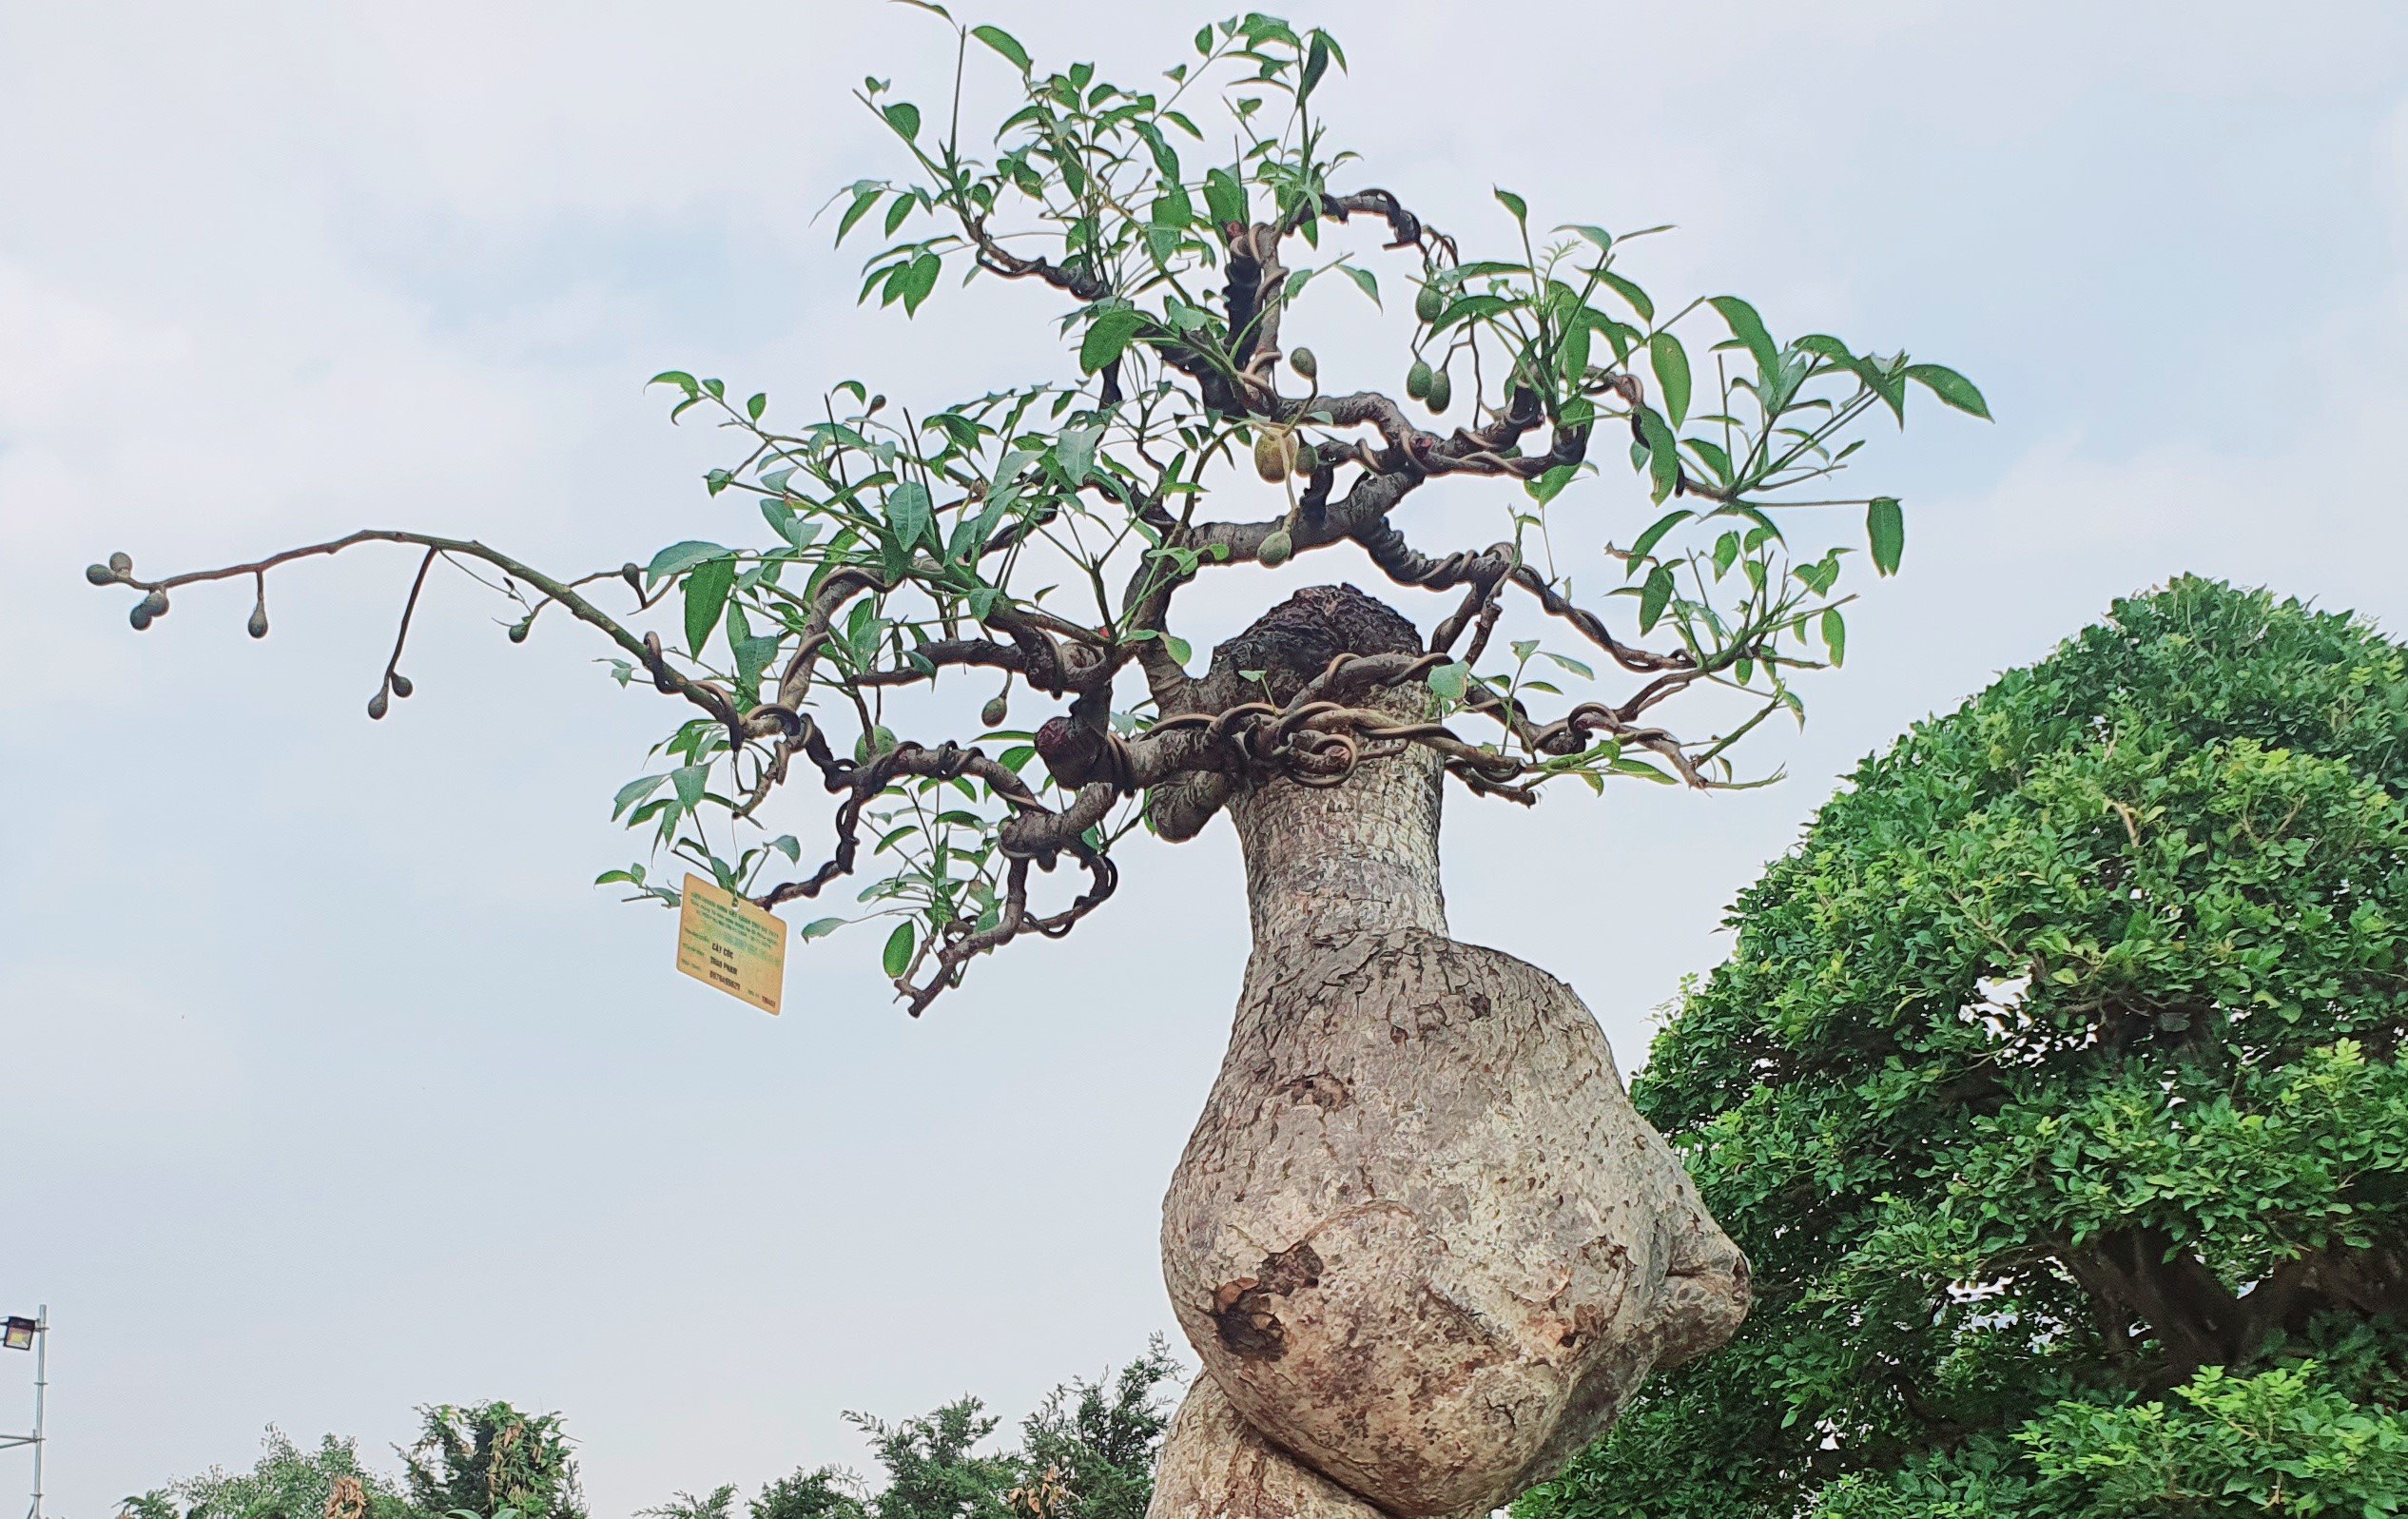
[
  {"left": 1637, "top": 407, "right": 1681, "bottom": 502},
  {"left": 1905, "top": 362, "right": 1991, "bottom": 419},
  {"left": 970, "top": 25, "right": 1031, "bottom": 72},
  {"left": 1867, "top": 497, "right": 1905, "bottom": 575},
  {"left": 1707, "top": 295, "right": 1778, "bottom": 377},
  {"left": 1821, "top": 606, "right": 1847, "bottom": 666},
  {"left": 799, "top": 917, "right": 845, "bottom": 942},
  {"left": 1649, "top": 332, "right": 1692, "bottom": 428},
  {"left": 684, "top": 556, "right": 736, "bottom": 654},
  {"left": 1341, "top": 263, "right": 1379, "bottom": 306},
  {"left": 882, "top": 920, "right": 917, "bottom": 978},
  {"left": 1625, "top": 508, "right": 1691, "bottom": 569},
  {"left": 1596, "top": 268, "right": 1654, "bottom": 324},
  {"left": 1078, "top": 307, "right": 1145, "bottom": 373},
  {"left": 646, "top": 539, "right": 730, "bottom": 586},
  {"left": 1640, "top": 566, "right": 1675, "bottom": 633},
  {"left": 1494, "top": 186, "right": 1528, "bottom": 224}
]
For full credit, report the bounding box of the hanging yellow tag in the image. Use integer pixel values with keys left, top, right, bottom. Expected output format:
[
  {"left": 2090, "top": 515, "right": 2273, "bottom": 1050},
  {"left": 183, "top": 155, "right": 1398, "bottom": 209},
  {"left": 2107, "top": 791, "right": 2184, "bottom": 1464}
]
[{"left": 675, "top": 873, "right": 786, "bottom": 1015}]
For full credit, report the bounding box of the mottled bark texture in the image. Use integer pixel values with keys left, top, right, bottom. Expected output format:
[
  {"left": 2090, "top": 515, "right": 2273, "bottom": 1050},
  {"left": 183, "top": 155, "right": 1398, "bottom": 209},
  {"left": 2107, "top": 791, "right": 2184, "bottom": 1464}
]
[{"left": 1150, "top": 587, "right": 1750, "bottom": 1519}]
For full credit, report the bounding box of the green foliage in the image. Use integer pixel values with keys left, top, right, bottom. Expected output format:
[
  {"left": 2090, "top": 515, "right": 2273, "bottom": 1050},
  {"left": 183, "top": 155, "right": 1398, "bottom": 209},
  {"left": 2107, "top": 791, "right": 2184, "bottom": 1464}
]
[
  {"left": 590, "top": 9, "right": 1978, "bottom": 1004},
  {"left": 750, "top": 1469, "right": 872, "bottom": 1519},
  {"left": 121, "top": 1430, "right": 416, "bottom": 1519},
  {"left": 402, "top": 1403, "right": 585, "bottom": 1519},
  {"left": 1524, "top": 577, "right": 2408, "bottom": 1518},
  {"left": 642, "top": 1489, "right": 741, "bottom": 1519}
]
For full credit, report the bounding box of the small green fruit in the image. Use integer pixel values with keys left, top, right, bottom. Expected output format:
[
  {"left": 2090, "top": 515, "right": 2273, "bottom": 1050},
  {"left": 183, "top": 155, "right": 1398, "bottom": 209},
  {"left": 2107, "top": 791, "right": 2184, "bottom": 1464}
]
[
  {"left": 508, "top": 619, "right": 532, "bottom": 644},
  {"left": 389, "top": 672, "right": 414, "bottom": 698},
  {"left": 138, "top": 590, "right": 169, "bottom": 620},
  {"left": 1405, "top": 359, "right": 1432, "bottom": 399},
  {"left": 1415, "top": 282, "right": 1444, "bottom": 323},
  {"left": 1253, "top": 432, "right": 1294, "bottom": 483},
  {"left": 247, "top": 603, "right": 269, "bottom": 639},
  {"left": 129, "top": 605, "right": 153, "bottom": 632},
  {"left": 1290, "top": 346, "right": 1317, "bottom": 380},
  {"left": 1258, "top": 528, "right": 1293, "bottom": 567},
  {"left": 621, "top": 562, "right": 643, "bottom": 592},
  {"left": 367, "top": 689, "right": 391, "bottom": 721},
  {"left": 85, "top": 562, "right": 115, "bottom": 586},
  {"left": 981, "top": 695, "right": 1009, "bottom": 728},
  {"left": 1426, "top": 369, "right": 1453, "bottom": 414},
  {"left": 107, "top": 552, "right": 132, "bottom": 575}
]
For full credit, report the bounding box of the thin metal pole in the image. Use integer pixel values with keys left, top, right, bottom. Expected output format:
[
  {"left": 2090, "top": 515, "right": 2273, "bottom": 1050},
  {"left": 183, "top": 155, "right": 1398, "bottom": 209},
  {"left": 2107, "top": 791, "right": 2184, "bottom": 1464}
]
[{"left": 24, "top": 1307, "right": 41, "bottom": 1519}]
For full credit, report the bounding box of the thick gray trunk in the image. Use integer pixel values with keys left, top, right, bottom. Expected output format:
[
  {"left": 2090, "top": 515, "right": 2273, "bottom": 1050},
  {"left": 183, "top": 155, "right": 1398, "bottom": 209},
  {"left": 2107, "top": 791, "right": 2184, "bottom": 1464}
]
[{"left": 1148, "top": 590, "right": 1748, "bottom": 1518}]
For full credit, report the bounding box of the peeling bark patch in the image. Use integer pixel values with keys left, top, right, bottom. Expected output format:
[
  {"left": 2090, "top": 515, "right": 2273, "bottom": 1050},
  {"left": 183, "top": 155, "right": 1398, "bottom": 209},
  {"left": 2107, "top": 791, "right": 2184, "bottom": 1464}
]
[
  {"left": 1286, "top": 1072, "right": 1352, "bottom": 1109},
  {"left": 1211, "top": 1242, "right": 1326, "bottom": 1360}
]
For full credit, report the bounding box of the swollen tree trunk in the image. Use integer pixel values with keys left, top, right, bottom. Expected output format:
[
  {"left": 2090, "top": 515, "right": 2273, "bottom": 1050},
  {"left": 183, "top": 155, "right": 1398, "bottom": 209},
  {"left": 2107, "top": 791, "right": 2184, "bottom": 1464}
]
[{"left": 1148, "top": 588, "right": 1748, "bottom": 1519}]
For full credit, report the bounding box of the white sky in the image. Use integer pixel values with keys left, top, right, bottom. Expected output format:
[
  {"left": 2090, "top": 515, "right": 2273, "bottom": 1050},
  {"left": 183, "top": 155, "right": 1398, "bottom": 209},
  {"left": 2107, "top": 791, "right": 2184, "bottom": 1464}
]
[{"left": 4, "top": 1, "right": 2406, "bottom": 1513}]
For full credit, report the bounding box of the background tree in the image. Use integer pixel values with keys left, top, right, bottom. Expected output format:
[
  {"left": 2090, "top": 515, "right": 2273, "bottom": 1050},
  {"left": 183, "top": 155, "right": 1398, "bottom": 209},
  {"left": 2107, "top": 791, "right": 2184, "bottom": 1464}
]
[
  {"left": 401, "top": 1403, "right": 584, "bottom": 1519},
  {"left": 122, "top": 1430, "right": 416, "bottom": 1519},
  {"left": 89, "top": 11, "right": 1981, "bottom": 1516},
  {"left": 1524, "top": 577, "right": 2408, "bottom": 1518}
]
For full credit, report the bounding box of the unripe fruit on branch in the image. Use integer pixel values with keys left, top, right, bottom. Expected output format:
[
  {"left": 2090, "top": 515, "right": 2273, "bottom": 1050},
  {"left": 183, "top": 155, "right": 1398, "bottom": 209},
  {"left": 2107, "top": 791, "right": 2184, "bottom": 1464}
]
[
  {"left": 129, "top": 605, "right": 153, "bottom": 632},
  {"left": 247, "top": 602, "right": 269, "bottom": 639},
  {"left": 367, "top": 689, "right": 390, "bottom": 720},
  {"left": 621, "top": 562, "right": 643, "bottom": 593},
  {"left": 108, "top": 552, "right": 133, "bottom": 575},
  {"left": 1426, "top": 369, "right": 1453, "bottom": 414},
  {"left": 389, "top": 673, "right": 414, "bottom": 699},
  {"left": 508, "top": 618, "right": 532, "bottom": 644},
  {"left": 1253, "top": 432, "right": 1296, "bottom": 483},
  {"left": 1258, "top": 528, "right": 1294, "bottom": 567},
  {"left": 981, "top": 695, "right": 1009, "bottom": 728},
  {"left": 85, "top": 563, "right": 115, "bottom": 586},
  {"left": 1415, "top": 282, "right": 1445, "bottom": 324},
  {"left": 1405, "top": 360, "right": 1432, "bottom": 400},
  {"left": 1290, "top": 347, "right": 1317, "bottom": 380},
  {"left": 138, "top": 590, "right": 169, "bottom": 620}
]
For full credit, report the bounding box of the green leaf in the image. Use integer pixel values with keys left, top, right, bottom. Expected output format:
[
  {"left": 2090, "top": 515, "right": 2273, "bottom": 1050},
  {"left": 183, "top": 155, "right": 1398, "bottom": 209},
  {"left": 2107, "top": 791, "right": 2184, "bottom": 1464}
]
[
  {"left": 1637, "top": 407, "right": 1681, "bottom": 502},
  {"left": 884, "top": 102, "right": 921, "bottom": 139},
  {"left": 648, "top": 370, "right": 698, "bottom": 394},
  {"left": 885, "top": 480, "right": 933, "bottom": 552},
  {"left": 670, "top": 762, "right": 711, "bottom": 812},
  {"left": 1640, "top": 566, "right": 1675, "bottom": 633},
  {"left": 1300, "top": 31, "right": 1330, "bottom": 98},
  {"left": 1905, "top": 362, "right": 1991, "bottom": 419},
  {"left": 1821, "top": 606, "right": 1847, "bottom": 666},
  {"left": 1649, "top": 332, "right": 1692, "bottom": 428},
  {"left": 900, "top": 252, "right": 941, "bottom": 315},
  {"left": 1625, "top": 508, "right": 1691, "bottom": 568},
  {"left": 1707, "top": 295, "right": 1778, "bottom": 377},
  {"left": 1867, "top": 496, "right": 1905, "bottom": 576},
  {"left": 612, "top": 773, "right": 669, "bottom": 820},
  {"left": 646, "top": 540, "right": 729, "bottom": 587},
  {"left": 1079, "top": 307, "right": 1145, "bottom": 373},
  {"left": 684, "top": 556, "right": 735, "bottom": 653},
  {"left": 798, "top": 917, "right": 845, "bottom": 942},
  {"left": 883, "top": 920, "right": 917, "bottom": 978},
  {"left": 1428, "top": 661, "right": 1469, "bottom": 702},
  {"left": 1596, "top": 268, "right": 1654, "bottom": 324},
  {"left": 970, "top": 25, "right": 1031, "bottom": 72},
  {"left": 1558, "top": 224, "right": 1614, "bottom": 253},
  {"left": 1202, "top": 167, "right": 1246, "bottom": 227},
  {"left": 836, "top": 190, "right": 882, "bottom": 244},
  {"left": 1341, "top": 263, "right": 1379, "bottom": 306},
  {"left": 1494, "top": 186, "right": 1528, "bottom": 224}
]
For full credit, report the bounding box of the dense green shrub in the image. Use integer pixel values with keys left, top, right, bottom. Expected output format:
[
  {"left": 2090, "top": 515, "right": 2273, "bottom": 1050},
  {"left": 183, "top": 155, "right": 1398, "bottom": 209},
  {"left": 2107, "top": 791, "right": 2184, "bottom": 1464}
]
[{"left": 1524, "top": 578, "right": 2408, "bottom": 1518}]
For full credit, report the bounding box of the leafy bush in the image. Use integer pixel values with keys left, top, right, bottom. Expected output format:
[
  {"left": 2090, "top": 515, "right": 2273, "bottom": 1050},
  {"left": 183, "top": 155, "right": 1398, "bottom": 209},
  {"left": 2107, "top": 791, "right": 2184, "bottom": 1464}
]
[{"left": 1524, "top": 577, "right": 2408, "bottom": 1518}]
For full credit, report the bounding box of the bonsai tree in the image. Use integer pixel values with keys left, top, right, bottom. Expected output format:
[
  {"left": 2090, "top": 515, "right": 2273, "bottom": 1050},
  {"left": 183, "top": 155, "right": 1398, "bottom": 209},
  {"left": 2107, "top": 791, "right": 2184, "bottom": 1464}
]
[
  {"left": 88, "top": 12, "right": 1984, "bottom": 1516},
  {"left": 1525, "top": 577, "right": 2408, "bottom": 1518}
]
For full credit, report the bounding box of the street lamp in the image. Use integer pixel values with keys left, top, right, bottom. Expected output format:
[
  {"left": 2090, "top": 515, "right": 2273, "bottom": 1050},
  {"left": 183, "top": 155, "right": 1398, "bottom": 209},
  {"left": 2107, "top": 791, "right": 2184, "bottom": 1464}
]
[{"left": 0, "top": 1306, "right": 45, "bottom": 1519}]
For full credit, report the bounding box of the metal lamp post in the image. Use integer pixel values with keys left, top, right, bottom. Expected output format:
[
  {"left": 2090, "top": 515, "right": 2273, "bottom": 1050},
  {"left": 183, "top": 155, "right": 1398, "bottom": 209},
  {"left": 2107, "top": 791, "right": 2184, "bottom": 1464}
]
[{"left": 1, "top": 1307, "right": 44, "bottom": 1519}]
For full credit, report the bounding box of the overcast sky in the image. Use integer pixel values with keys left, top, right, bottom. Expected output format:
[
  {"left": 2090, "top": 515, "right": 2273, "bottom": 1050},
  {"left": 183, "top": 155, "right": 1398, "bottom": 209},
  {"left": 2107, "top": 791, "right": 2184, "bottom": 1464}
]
[{"left": 5, "top": 2, "right": 2407, "bottom": 1514}]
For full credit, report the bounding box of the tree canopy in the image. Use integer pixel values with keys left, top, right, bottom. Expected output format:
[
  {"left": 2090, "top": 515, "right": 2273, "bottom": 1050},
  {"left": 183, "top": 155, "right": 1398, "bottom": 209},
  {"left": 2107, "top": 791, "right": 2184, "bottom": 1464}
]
[
  {"left": 1523, "top": 576, "right": 2408, "bottom": 1517},
  {"left": 87, "top": 9, "right": 1982, "bottom": 1012}
]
